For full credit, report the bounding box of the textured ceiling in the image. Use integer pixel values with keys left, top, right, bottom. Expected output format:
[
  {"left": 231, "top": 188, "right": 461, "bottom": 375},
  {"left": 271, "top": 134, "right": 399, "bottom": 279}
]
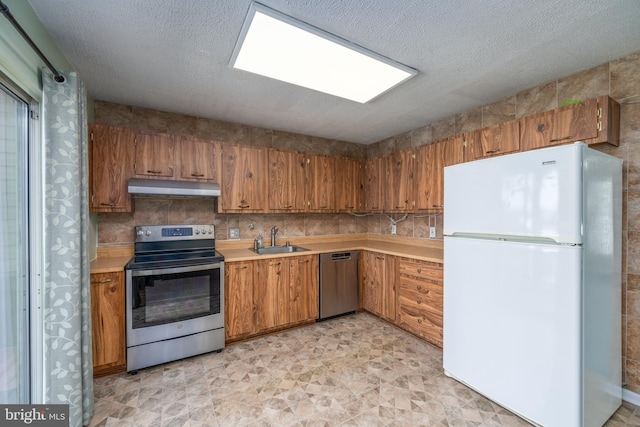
[{"left": 26, "top": 0, "right": 640, "bottom": 144}]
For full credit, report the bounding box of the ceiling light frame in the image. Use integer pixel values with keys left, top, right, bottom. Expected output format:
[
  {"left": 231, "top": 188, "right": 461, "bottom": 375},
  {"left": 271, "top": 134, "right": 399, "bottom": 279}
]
[{"left": 229, "top": 2, "right": 418, "bottom": 103}]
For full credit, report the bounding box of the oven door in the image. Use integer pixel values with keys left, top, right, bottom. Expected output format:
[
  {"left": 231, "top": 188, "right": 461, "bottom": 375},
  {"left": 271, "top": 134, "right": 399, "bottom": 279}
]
[{"left": 126, "top": 262, "right": 224, "bottom": 347}]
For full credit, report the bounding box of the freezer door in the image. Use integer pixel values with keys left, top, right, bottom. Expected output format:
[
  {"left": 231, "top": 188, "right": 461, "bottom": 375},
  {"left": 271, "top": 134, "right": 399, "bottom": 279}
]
[
  {"left": 444, "top": 143, "right": 583, "bottom": 244},
  {"left": 443, "top": 236, "right": 582, "bottom": 427}
]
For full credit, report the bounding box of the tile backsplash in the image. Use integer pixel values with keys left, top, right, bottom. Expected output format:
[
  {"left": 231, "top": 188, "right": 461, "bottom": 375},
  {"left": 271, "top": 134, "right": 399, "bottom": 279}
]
[{"left": 97, "top": 197, "right": 443, "bottom": 246}]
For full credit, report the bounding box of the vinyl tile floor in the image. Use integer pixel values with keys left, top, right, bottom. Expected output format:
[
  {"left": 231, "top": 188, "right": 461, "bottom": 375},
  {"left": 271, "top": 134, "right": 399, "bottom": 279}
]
[{"left": 89, "top": 313, "right": 640, "bottom": 426}]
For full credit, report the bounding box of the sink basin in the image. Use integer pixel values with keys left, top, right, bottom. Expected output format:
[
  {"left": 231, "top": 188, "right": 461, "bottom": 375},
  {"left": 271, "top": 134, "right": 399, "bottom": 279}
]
[{"left": 251, "top": 245, "right": 310, "bottom": 255}]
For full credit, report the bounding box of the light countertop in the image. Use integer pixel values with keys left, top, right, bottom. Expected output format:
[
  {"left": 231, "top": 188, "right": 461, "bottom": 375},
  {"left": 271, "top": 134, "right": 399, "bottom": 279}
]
[{"left": 89, "top": 235, "right": 443, "bottom": 274}]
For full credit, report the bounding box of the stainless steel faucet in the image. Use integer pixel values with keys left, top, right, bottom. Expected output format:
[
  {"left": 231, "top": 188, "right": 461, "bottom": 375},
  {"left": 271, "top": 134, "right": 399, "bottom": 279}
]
[{"left": 271, "top": 226, "right": 278, "bottom": 247}]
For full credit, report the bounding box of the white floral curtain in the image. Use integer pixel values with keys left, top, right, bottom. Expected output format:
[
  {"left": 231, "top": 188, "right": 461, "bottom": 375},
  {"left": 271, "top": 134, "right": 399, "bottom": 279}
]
[{"left": 42, "top": 70, "right": 93, "bottom": 426}]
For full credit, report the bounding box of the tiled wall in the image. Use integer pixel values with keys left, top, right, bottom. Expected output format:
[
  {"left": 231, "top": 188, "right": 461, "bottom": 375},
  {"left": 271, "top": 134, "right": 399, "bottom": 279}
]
[{"left": 95, "top": 51, "right": 640, "bottom": 394}]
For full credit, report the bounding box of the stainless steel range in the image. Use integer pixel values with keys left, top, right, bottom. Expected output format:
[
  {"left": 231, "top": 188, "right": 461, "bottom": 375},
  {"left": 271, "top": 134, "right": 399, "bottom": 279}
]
[{"left": 125, "top": 224, "right": 224, "bottom": 372}]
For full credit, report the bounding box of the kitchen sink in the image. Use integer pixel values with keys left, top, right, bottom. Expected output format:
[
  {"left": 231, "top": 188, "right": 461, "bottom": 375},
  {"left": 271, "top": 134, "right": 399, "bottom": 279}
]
[{"left": 251, "top": 245, "right": 310, "bottom": 255}]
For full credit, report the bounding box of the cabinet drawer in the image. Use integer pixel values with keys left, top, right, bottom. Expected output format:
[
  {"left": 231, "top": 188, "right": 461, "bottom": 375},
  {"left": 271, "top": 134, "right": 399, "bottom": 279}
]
[
  {"left": 397, "top": 306, "right": 443, "bottom": 347},
  {"left": 398, "top": 278, "right": 443, "bottom": 316},
  {"left": 398, "top": 258, "right": 443, "bottom": 281}
]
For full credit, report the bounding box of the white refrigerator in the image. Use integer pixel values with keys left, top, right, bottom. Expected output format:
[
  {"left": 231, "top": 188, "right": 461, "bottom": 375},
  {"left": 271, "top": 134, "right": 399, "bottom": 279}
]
[{"left": 443, "top": 142, "right": 622, "bottom": 427}]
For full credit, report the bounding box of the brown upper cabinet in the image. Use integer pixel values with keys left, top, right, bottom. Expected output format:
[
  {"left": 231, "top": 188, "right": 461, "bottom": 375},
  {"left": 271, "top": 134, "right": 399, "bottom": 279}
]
[
  {"left": 268, "top": 149, "right": 306, "bottom": 212},
  {"left": 133, "top": 132, "right": 175, "bottom": 178},
  {"left": 364, "top": 156, "right": 384, "bottom": 212},
  {"left": 306, "top": 154, "right": 336, "bottom": 211},
  {"left": 414, "top": 135, "right": 464, "bottom": 212},
  {"left": 383, "top": 150, "right": 414, "bottom": 212},
  {"left": 335, "top": 156, "right": 365, "bottom": 212},
  {"left": 179, "top": 137, "right": 220, "bottom": 182},
  {"left": 520, "top": 96, "right": 620, "bottom": 151},
  {"left": 467, "top": 119, "right": 520, "bottom": 161},
  {"left": 220, "top": 144, "right": 268, "bottom": 212},
  {"left": 89, "top": 124, "right": 134, "bottom": 212}
]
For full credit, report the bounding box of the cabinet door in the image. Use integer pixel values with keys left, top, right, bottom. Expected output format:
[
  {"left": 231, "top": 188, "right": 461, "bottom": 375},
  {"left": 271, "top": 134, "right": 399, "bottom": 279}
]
[
  {"left": 221, "top": 144, "right": 267, "bottom": 211},
  {"left": 384, "top": 150, "right": 413, "bottom": 212},
  {"left": 91, "top": 271, "right": 125, "bottom": 375},
  {"left": 288, "top": 255, "right": 319, "bottom": 323},
  {"left": 306, "top": 154, "right": 335, "bottom": 211},
  {"left": 550, "top": 98, "right": 598, "bottom": 144},
  {"left": 179, "top": 138, "right": 220, "bottom": 181},
  {"left": 225, "top": 261, "right": 255, "bottom": 340},
  {"left": 469, "top": 120, "right": 520, "bottom": 160},
  {"left": 255, "top": 259, "right": 289, "bottom": 331},
  {"left": 134, "top": 132, "right": 175, "bottom": 177},
  {"left": 520, "top": 110, "right": 555, "bottom": 151},
  {"left": 90, "top": 125, "right": 134, "bottom": 212},
  {"left": 268, "top": 149, "right": 306, "bottom": 211},
  {"left": 364, "top": 157, "right": 384, "bottom": 211},
  {"left": 362, "top": 251, "right": 395, "bottom": 321},
  {"left": 335, "top": 157, "right": 364, "bottom": 212},
  {"left": 414, "top": 142, "right": 443, "bottom": 211}
]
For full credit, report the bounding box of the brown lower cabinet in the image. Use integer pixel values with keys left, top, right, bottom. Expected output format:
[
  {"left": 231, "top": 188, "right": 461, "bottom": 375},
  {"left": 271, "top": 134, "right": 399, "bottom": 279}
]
[
  {"left": 225, "top": 255, "right": 318, "bottom": 342},
  {"left": 90, "top": 271, "right": 126, "bottom": 377},
  {"left": 396, "top": 257, "right": 443, "bottom": 347},
  {"left": 361, "top": 251, "right": 396, "bottom": 322}
]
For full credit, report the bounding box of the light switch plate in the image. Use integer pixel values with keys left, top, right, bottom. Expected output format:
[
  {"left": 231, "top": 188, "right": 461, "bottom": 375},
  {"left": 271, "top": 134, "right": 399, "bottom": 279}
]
[
  {"left": 429, "top": 227, "right": 436, "bottom": 238},
  {"left": 229, "top": 228, "right": 240, "bottom": 239}
]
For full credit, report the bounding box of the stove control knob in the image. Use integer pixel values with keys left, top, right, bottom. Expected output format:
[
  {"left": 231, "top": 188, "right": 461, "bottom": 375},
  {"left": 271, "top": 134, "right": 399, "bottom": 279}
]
[
  {"left": 137, "top": 230, "right": 144, "bottom": 237},
  {"left": 195, "top": 229, "right": 200, "bottom": 235},
  {"left": 208, "top": 228, "right": 213, "bottom": 234},
  {"left": 145, "top": 229, "right": 152, "bottom": 236}
]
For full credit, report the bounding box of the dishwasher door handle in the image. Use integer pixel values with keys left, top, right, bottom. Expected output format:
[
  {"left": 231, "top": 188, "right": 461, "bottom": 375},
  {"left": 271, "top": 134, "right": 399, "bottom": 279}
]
[{"left": 331, "top": 252, "right": 352, "bottom": 261}]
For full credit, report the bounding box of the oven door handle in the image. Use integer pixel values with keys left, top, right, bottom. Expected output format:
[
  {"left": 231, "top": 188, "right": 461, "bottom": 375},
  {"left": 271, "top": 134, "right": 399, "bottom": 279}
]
[{"left": 130, "top": 262, "right": 223, "bottom": 277}]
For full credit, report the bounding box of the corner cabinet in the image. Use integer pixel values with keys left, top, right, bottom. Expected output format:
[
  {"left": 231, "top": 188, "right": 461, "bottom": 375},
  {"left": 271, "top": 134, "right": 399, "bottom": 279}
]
[
  {"left": 89, "top": 124, "right": 134, "bottom": 212},
  {"left": 90, "top": 271, "right": 126, "bottom": 377},
  {"left": 220, "top": 144, "right": 268, "bottom": 212},
  {"left": 361, "top": 251, "right": 396, "bottom": 322}
]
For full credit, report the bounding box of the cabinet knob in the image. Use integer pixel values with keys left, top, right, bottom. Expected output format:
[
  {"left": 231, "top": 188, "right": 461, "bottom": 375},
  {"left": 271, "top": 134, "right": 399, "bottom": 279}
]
[
  {"left": 416, "top": 285, "right": 422, "bottom": 290},
  {"left": 417, "top": 300, "right": 421, "bottom": 305},
  {"left": 417, "top": 268, "right": 421, "bottom": 273},
  {"left": 417, "top": 318, "right": 423, "bottom": 324}
]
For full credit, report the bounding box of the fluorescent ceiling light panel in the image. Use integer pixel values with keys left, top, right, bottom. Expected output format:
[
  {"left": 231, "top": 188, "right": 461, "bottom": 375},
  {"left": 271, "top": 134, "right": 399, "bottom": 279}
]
[{"left": 231, "top": 2, "right": 417, "bottom": 103}]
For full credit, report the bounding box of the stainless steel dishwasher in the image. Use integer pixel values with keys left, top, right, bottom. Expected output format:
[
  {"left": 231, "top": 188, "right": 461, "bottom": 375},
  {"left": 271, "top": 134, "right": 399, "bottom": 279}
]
[{"left": 319, "top": 251, "right": 360, "bottom": 320}]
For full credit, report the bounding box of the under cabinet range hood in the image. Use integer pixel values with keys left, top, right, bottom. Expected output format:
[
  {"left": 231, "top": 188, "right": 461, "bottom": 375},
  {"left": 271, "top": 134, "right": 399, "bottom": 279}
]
[{"left": 128, "top": 178, "right": 221, "bottom": 198}]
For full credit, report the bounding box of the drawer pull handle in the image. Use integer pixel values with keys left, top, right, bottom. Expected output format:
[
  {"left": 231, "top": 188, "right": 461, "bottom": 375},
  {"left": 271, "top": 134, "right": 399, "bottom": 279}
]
[
  {"left": 91, "top": 278, "right": 113, "bottom": 284},
  {"left": 346, "top": 205, "right": 354, "bottom": 209},
  {"left": 485, "top": 148, "right": 501, "bottom": 154},
  {"left": 376, "top": 256, "right": 385, "bottom": 260},
  {"left": 147, "top": 170, "right": 162, "bottom": 174},
  {"left": 238, "top": 204, "right": 250, "bottom": 209},
  {"left": 549, "top": 135, "right": 572, "bottom": 143},
  {"left": 395, "top": 205, "right": 404, "bottom": 209},
  {"left": 191, "top": 173, "right": 205, "bottom": 177},
  {"left": 270, "top": 262, "right": 281, "bottom": 266},
  {"left": 281, "top": 205, "right": 293, "bottom": 208},
  {"left": 298, "top": 260, "right": 310, "bottom": 264},
  {"left": 235, "top": 266, "right": 248, "bottom": 270},
  {"left": 432, "top": 204, "right": 444, "bottom": 208},
  {"left": 100, "top": 203, "right": 117, "bottom": 207}
]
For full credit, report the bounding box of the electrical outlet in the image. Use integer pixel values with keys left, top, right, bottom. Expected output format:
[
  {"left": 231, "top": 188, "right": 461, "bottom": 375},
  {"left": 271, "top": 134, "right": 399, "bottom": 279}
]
[
  {"left": 229, "top": 228, "right": 240, "bottom": 239},
  {"left": 429, "top": 227, "right": 436, "bottom": 238},
  {"left": 390, "top": 224, "right": 397, "bottom": 235}
]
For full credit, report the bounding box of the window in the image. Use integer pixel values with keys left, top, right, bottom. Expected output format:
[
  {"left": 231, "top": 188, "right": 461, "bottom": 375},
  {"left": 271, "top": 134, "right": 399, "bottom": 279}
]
[{"left": 0, "top": 75, "right": 35, "bottom": 403}]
